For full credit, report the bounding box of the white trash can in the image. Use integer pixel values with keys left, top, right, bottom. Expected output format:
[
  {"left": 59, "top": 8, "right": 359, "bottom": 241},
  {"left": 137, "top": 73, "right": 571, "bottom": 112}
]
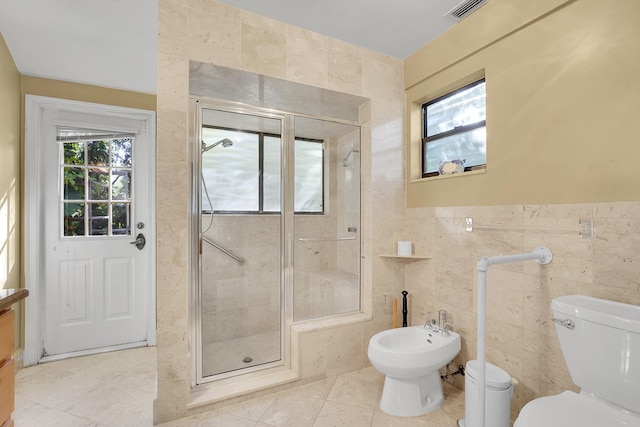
[{"left": 463, "top": 360, "right": 513, "bottom": 427}]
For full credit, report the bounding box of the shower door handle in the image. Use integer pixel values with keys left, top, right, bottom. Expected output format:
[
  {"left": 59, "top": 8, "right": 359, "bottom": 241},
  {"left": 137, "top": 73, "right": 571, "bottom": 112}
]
[{"left": 130, "top": 233, "right": 146, "bottom": 250}]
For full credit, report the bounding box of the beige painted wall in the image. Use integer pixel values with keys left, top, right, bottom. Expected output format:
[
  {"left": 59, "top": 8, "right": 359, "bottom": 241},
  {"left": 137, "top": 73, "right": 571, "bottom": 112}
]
[
  {"left": 0, "top": 33, "right": 23, "bottom": 349},
  {"left": 405, "top": 0, "right": 640, "bottom": 207},
  {"left": 21, "top": 76, "right": 156, "bottom": 111}
]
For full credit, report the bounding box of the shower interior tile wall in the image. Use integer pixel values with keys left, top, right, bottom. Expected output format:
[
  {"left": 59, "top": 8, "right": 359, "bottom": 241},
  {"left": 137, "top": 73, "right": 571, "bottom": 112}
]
[
  {"left": 294, "top": 130, "right": 361, "bottom": 320},
  {"left": 201, "top": 132, "right": 360, "bottom": 334},
  {"left": 389, "top": 201, "right": 640, "bottom": 420},
  {"left": 202, "top": 215, "right": 281, "bottom": 345},
  {"left": 336, "top": 129, "right": 361, "bottom": 275}
]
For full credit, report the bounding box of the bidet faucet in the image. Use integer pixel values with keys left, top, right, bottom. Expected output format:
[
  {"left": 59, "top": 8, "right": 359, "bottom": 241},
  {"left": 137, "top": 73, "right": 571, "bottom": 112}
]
[
  {"left": 421, "top": 312, "right": 433, "bottom": 329},
  {"left": 441, "top": 323, "right": 455, "bottom": 337},
  {"left": 439, "top": 310, "right": 447, "bottom": 330}
]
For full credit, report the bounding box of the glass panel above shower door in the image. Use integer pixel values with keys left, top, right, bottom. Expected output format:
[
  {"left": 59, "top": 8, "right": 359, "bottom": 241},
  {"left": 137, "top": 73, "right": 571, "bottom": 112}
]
[
  {"left": 198, "top": 106, "right": 284, "bottom": 379},
  {"left": 293, "top": 116, "right": 361, "bottom": 322}
]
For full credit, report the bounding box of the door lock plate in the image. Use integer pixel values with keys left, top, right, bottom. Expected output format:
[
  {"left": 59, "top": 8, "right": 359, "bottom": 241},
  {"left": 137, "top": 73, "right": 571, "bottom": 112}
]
[{"left": 130, "top": 233, "right": 146, "bottom": 250}]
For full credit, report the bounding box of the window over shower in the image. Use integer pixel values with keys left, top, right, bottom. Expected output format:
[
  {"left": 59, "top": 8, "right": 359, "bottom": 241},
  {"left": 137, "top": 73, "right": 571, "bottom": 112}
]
[{"left": 202, "top": 126, "right": 324, "bottom": 214}]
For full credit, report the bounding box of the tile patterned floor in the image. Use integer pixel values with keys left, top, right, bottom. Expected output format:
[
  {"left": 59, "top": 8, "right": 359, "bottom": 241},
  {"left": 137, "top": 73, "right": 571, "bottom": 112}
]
[
  {"left": 13, "top": 347, "right": 464, "bottom": 426},
  {"left": 14, "top": 347, "right": 156, "bottom": 427}
]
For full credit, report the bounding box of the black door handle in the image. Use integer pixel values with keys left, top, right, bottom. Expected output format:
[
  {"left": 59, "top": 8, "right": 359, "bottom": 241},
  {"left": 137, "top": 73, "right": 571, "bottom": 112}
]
[{"left": 130, "top": 233, "right": 146, "bottom": 250}]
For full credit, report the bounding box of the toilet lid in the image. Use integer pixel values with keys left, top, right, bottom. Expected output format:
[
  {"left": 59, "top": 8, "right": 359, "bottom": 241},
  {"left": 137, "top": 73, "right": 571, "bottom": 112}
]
[
  {"left": 465, "top": 360, "right": 512, "bottom": 390},
  {"left": 515, "top": 391, "right": 640, "bottom": 427}
]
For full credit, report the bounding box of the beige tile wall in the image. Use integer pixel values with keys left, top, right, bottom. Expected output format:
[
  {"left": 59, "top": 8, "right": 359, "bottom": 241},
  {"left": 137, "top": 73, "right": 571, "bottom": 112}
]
[
  {"left": 392, "top": 201, "right": 640, "bottom": 420},
  {"left": 156, "top": 0, "right": 403, "bottom": 422}
]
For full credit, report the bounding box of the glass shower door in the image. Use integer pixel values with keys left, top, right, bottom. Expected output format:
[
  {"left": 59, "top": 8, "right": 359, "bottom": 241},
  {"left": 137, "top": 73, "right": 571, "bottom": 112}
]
[
  {"left": 292, "top": 116, "right": 361, "bottom": 321},
  {"left": 194, "top": 102, "right": 362, "bottom": 383},
  {"left": 197, "top": 106, "right": 284, "bottom": 380}
]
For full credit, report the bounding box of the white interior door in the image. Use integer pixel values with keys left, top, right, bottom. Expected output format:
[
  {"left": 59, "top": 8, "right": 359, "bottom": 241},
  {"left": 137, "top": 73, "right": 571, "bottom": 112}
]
[{"left": 32, "top": 102, "right": 155, "bottom": 360}]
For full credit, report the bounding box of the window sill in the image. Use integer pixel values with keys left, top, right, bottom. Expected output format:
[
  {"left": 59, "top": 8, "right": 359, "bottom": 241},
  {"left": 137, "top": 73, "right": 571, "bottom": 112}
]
[{"left": 412, "top": 167, "right": 486, "bottom": 183}]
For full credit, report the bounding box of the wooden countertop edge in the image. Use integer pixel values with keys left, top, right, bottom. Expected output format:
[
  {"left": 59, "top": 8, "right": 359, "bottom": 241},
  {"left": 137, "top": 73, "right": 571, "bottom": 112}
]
[{"left": 0, "top": 289, "right": 29, "bottom": 311}]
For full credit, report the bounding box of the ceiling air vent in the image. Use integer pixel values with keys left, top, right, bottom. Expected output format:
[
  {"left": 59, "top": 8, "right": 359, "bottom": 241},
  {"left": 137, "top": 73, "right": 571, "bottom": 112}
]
[{"left": 444, "top": 0, "right": 488, "bottom": 22}]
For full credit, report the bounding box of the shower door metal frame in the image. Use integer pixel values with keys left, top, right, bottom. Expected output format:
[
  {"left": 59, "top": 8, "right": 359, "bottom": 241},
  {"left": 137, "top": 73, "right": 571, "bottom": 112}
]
[
  {"left": 190, "top": 99, "right": 291, "bottom": 386},
  {"left": 190, "top": 97, "right": 363, "bottom": 388}
]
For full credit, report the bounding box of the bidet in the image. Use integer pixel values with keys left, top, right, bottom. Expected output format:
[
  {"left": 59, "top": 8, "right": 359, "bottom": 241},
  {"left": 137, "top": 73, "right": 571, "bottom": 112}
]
[{"left": 368, "top": 325, "right": 461, "bottom": 416}]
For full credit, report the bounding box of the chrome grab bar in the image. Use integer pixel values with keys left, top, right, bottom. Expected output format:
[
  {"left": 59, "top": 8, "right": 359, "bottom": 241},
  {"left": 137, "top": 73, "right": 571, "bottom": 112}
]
[
  {"left": 202, "top": 236, "right": 245, "bottom": 265},
  {"left": 297, "top": 236, "right": 357, "bottom": 242},
  {"left": 552, "top": 318, "right": 575, "bottom": 330}
]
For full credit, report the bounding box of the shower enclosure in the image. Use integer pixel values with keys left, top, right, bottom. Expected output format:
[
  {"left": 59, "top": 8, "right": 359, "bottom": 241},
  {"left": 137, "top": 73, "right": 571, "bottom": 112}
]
[{"left": 192, "top": 100, "right": 361, "bottom": 384}]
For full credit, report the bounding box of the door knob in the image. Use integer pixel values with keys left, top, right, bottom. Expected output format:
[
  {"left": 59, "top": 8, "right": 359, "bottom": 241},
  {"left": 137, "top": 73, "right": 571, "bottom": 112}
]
[{"left": 130, "top": 233, "right": 146, "bottom": 250}]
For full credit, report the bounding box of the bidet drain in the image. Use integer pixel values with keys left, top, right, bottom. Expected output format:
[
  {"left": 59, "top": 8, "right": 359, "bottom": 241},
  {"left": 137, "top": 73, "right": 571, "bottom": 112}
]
[{"left": 242, "top": 356, "right": 253, "bottom": 363}]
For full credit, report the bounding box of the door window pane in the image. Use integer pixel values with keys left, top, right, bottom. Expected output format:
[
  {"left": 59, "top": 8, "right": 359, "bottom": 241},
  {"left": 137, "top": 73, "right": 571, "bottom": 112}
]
[
  {"left": 111, "top": 139, "right": 132, "bottom": 167},
  {"left": 63, "top": 167, "right": 85, "bottom": 200},
  {"left": 63, "top": 203, "right": 85, "bottom": 236},
  {"left": 112, "top": 169, "right": 131, "bottom": 200},
  {"left": 89, "top": 168, "right": 109, "bottom": 200},
  {"left": 63, "top": 142, "right": 85, "bottom": 165},
  {"left": 87, "top": 140, "right": 110, "bottom": 166},
  {"left": 112, "top": 203, "right": 131, "bottom": 235},
  {"left": 89, "top": 203, "right": 109, "bottom": 236}
]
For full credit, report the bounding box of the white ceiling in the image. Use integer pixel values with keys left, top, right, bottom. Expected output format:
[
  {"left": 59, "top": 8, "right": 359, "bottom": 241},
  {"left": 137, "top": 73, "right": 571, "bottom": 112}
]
[
  {"left": 0, "top": 0, "right": 468, "bottom": 95},
  {"left": 0, "top": 0, "right": 158, "bottom": 94},
  {"left": 216, "top": 0, "right": 465, "bottom": 58}
]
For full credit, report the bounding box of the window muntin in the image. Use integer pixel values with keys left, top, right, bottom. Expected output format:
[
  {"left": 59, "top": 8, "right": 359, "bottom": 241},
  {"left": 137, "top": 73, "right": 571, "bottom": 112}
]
[
  {"left": 263, "top": 136, "right": 282, "bottom": 212},
  {"left": 422, "top": 79, "right": 486, "bottom": 177},
  {"left": 202, "top": 127, "right": 323, "bottom": 214},
  {"left": 61, "top": 137, "right": 133, "bottom": 237}
]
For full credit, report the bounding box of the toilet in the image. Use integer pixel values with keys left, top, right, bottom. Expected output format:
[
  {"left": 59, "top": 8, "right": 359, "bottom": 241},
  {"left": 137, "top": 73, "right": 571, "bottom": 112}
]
[
  {"left": 514, "top": 295, "right": 640, "bottom": 427},
  {"left": 368, "top": 325, "right": 461, "bottom": 417}
]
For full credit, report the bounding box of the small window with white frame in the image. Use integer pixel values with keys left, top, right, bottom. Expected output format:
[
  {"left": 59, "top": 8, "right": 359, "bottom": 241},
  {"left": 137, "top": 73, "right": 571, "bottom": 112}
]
[
  {"left": 422, "top": 78, "right": 486, "bottom": 177},
  {"left": 59, "top": 129, "right": 134, "bottom": 237}
]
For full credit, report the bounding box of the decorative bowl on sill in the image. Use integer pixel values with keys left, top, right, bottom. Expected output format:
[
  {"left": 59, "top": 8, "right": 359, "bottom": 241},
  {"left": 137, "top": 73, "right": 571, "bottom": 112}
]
[{"left": 438, "top": 159, "right": 466, "bottom": 175}]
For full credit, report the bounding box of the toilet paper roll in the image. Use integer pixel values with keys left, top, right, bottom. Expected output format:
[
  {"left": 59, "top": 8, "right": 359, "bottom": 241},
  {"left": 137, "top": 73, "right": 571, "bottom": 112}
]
[{"left": 397, "top": 241, "right": 412, "bottom": 256}]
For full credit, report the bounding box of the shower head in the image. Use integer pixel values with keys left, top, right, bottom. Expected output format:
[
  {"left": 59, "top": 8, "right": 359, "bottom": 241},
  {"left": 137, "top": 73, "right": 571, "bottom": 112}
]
[
  {"left": 340, "top": 149, "right": 360, "bottom": 167},
  {"left": 201, "top": 138, "right": 233, "bottom": 153}
]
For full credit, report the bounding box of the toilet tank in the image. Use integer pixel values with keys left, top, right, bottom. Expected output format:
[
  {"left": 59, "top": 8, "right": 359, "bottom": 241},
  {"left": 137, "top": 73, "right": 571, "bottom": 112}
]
[{"left": 551, "top": 295, "right": 640, "bottom": 413}]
